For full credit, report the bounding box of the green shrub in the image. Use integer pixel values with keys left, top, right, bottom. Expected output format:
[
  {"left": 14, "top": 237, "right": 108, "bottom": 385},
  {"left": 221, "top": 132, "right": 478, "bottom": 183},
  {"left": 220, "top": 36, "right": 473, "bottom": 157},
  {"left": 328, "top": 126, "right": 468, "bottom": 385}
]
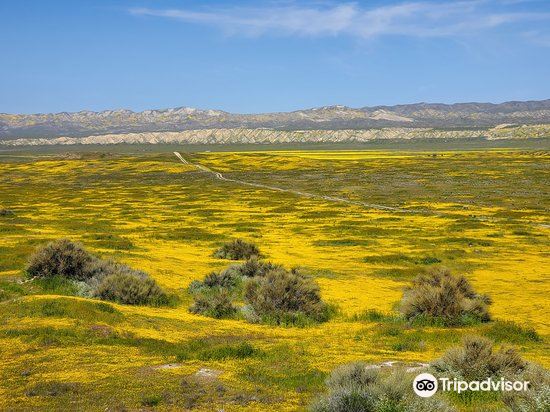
[
  {"left": 237, "top": 255, "right": 280, "bottom": 277},
  {"left": 202, "top": 269, "right": 241, "bottom": 289},
  {"left": 93, "top": 272, "right": 169, "bottom": 306},
  {"left": 244, "top": 267, "right": 330, "bottom": 325},
  {"left": 25, "top": 239, "right": 171, "bottom": 307},
  {"left": 433, "top": 336, "right": 550, "bottom": 410},
  {"left": 26, "top": 239, "right": 95, "bottom": 281},
  {"left": 188, "top": 257, "right": 278, "bottom": 294},
  {"left": 189, "top": 289, "right": 237, "bottom": 319},
  {"left": 0, "top": 208, "right": 15, "bottom": 217},
  {"left": 399, "top": 267, "right": 491, "bottom": 326},
  {"left": 312, "top": 362, "right": 454, "bottom": 412},
  {"left": 325, "top": 362, "right": 379, "bottom": 390},
  {"left": 213, "top": 239, "right": 260, "bottom": 260},
  {"left": 502, "top": 363, "right": 550, "bottom": 412},
  {"left": 432, "top": 335, "right": 527, "bottom": 381}
]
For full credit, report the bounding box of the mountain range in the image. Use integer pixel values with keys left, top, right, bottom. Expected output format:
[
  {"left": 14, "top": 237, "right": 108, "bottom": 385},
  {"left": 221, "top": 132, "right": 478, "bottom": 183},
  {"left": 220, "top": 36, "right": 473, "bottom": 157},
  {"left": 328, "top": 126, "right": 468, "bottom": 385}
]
[{"left": 1, "top": 100, "right": 550, "bottom": 141}]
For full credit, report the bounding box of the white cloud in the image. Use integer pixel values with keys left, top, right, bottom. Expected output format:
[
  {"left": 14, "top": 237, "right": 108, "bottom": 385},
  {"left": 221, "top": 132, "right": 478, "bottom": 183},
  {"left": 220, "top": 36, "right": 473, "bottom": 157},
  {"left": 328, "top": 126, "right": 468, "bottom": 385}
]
[
  {"left": 522, "top": 30, "right": 550, "bottom": 47},
  {"left": 129, "top": 1, "right": 550, "bottom": 40}
]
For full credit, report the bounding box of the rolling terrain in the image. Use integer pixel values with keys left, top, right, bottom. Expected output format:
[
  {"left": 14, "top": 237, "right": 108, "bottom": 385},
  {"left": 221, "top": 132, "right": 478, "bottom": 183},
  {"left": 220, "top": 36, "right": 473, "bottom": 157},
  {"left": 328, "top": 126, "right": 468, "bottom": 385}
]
[
  {"left": 0, "top": 146, "right": 548, "bottom": 410},
  {"left": 1, "top": 100, "right": 550, "bottom": 144}
]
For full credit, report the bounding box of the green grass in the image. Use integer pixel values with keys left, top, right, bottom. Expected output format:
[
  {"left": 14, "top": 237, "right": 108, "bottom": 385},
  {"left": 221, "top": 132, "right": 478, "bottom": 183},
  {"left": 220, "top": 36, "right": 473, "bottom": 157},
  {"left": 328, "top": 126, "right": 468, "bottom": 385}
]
[
  {"left": 83, "top": 233, "right": 135, "bottom": 250},
  {"left": 484, "top": 320, "right": 542, "bottom": 343},
  {"left": 176, "top": 341, "right": 261, "bottom": 361},
  {"left": 238, "top": 344, "right": 326, "bottom": 392}
]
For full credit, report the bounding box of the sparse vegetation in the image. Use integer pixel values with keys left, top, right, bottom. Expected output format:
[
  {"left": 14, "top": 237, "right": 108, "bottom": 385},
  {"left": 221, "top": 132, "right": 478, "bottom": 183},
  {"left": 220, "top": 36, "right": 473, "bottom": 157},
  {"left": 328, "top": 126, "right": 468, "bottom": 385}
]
[
  {"left": 26, "top": 239, "right": 95, "bottom": 281},
  {"left": 94, "top": 272, "right": 169, "bottom": 306},
  {"left": 503, "top": 363, "right": 550, "bottom": 412},
  {"left": 189, "top": 251, "right": 329, "bottom": 326},
  {"left": 237, "top": 255, "right": 280, "bottom": 277},
  {"left": 189, "top": 289, "right": 237, "bottom": 319},
  {"left": 399, "top": 268, "right": 491, "bottom": 326},
  {"left": 25, "top": 239, "right": 170, "bottom": 306},
  {"left": 0, "top": 149, "right": 547, "bottom": 411},
  {"left": 433, "top": 336, "right": 550, "bottom": 410},
  {"left": 213, "top": 239, "right": 260, "bottom": 260},
  {"left": 244, "top": 267, "right": 330, "bottom": 325},
  {"left": 0, "top": 208, "right": 15, "bottom": 217},
  {"left": 433, "top": 335, "right": 526, "bottom": 380},
  {"left": 311, "top": 362, "right": 454, "bottom": 412},
  {"left": 485, "top": 320, "right": 541, "bottom": 343}
]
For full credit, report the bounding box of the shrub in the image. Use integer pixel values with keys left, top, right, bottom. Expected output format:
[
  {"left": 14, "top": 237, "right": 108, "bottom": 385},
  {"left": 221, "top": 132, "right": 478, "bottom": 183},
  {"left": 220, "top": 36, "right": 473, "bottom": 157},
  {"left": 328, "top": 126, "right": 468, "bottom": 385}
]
[
  {"left": 202, "top": 269, "right": 241, "bottom": 289},
  {"left": 93, "top": 273, "right": 169, "bottom": 306},
  {"left": 503, "top": 363, "right": 550, "bottom": 412},
  {"left": 26, "top": 239, "right": 171, "bottom": 306},
  {"left": 433, "top": 336, "right": 550, "bottom": 410},
  {"left": 0, "top": 208, "right": 15, "bottom": 217},
  {"left": 399, "top": 267, "right": 491, "bottom": 325},
  {"left": 325, "top": 362, "right": 379, "bottom": 390},
  {"left": 189, "top": 289, "right": 237, "bottom": 319},
  {"left": 189, "top": 257, "right": 279, "bottom": 293},
  {"left": 237, "top": 255, "right": 280, "bottom": 278},
  {"left": 312, "top": 362, "right": 454, "bottom": 412},
  {"left": 213, "top": 239, "right": 260, "bottom": 260},
  {"left": 244, "top": 267, "right": 330, "bottom": 325},
  {"left": 26, "top": 239, "right": 95, "bottom": 281},
  {"left": 432, "top": 335, "right": 527, "bottom": 381}
]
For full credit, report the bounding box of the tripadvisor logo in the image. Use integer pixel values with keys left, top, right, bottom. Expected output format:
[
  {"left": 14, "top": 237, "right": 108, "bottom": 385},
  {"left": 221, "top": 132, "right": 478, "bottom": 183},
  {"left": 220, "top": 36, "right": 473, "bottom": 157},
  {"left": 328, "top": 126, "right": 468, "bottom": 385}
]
[
  {"left": 413, "top": 373, "right": 529, "bottom": 398},
  {"left": 413, "top": 373, "right": 438, "bottom": 398}
]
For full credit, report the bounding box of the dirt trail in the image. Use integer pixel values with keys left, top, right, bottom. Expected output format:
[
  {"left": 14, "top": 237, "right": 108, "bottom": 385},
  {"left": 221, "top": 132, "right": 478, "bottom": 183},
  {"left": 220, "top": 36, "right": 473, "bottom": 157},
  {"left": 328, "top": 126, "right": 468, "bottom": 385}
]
[{"left": 173, "top": 152, "right": 419, "bottom": 214}]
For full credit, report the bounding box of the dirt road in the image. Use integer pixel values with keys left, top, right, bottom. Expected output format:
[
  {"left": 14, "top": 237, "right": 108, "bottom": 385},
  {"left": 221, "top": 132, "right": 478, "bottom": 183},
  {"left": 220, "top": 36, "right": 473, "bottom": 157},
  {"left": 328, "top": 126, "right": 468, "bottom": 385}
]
[{"left": 173, "top": 152, "right": 417, "bottom": 213}]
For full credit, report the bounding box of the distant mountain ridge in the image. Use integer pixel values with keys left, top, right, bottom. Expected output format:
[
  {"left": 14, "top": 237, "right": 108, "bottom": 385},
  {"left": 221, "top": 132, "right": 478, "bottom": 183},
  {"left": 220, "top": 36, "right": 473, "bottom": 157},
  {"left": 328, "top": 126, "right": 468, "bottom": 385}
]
[{"left": 1, "top": 99, "right": 550, "bottom": 140}]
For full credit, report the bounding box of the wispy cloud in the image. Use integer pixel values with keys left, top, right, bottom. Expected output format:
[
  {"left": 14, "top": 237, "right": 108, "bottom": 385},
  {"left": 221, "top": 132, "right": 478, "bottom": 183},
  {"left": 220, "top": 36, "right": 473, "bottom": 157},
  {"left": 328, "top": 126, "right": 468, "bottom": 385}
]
[
  {"left": 522, "top": 30, "right": 550, "bottom": 47},
  {"left": 129, "top": 1, "right": 550, "bottom": 39}
]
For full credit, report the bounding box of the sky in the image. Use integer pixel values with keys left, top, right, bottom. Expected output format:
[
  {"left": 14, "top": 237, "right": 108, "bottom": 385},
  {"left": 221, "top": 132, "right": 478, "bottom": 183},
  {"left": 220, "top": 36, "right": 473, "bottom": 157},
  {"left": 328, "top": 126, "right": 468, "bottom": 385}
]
[{"left": 1, "top": 0, "right": 549, "bottom": 114}]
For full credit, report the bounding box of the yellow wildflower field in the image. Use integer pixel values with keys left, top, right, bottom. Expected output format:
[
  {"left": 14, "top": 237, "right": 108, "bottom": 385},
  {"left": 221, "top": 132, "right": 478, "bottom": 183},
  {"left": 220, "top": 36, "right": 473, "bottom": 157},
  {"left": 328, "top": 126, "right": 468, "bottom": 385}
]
[{"left": 0, "top": 148, "right": 548, "bottom": 410}]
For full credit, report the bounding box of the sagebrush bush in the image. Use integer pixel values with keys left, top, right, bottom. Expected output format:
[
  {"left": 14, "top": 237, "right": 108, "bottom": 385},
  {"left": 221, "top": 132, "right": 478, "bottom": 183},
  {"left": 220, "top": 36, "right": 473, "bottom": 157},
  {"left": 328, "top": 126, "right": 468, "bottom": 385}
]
[
  {"left": 399, "top": 267, "right": 491, "bottom": 325},
  {"left": 26, "top": 239, "right": 171, "bottom": 306},
  {"left": 433, "top": 336, "right": 550, "bottom": 411},
  {"left": 244, "top": 267, "right": 330, "bottom": 325},
  {"left": 189, "top": 257, "right": 278, "bottom": 293},
  {"left": 94, "top": 272, "right": 169, "bottom": 306},
  {"left": 312, "top": 362, "right": 454, "bottom": 412},
  {"left": 325, "top": 362, "right": 379, "bottom": 390},
  {"left": 213, "top": 239, "right": 260, "bottom": 260},
  {"left": 502, "top": 363, "right": 550, "bottom": 412},
  {"left": 189, "top": 289, "right": 237, "bottom": 319},
  {"left": 26, "top": 239, "right": 96, "bottom": 281},
  {"left": 432, "top": 335, "right": 526, "bottom": 381},
  {"left": 202, "top": 269, "right": 241, "bottom": 289},
  {"left": 237, "top": 255, "right": 280, "bottom": 277}
]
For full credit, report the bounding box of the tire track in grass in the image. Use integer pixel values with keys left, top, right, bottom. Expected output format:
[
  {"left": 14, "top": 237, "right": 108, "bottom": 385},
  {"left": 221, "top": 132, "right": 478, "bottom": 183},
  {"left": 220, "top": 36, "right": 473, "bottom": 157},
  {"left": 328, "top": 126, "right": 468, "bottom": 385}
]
[{"left": 173, "top": 151, "right": 423, "bottom": 214}]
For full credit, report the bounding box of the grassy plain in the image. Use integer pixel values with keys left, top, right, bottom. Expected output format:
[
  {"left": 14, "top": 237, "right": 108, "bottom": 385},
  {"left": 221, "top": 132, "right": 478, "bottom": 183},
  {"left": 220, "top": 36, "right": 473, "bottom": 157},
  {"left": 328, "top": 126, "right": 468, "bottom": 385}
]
[{"left": 0, "top": 144, "right": 548, "bottom": 410}]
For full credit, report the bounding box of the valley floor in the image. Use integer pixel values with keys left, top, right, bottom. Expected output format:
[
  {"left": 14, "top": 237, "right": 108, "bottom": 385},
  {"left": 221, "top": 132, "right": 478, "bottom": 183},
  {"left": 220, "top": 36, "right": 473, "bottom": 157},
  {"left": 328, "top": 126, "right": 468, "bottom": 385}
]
[{"left": 0, "top": 146, "right": 548, "bottom": 410}]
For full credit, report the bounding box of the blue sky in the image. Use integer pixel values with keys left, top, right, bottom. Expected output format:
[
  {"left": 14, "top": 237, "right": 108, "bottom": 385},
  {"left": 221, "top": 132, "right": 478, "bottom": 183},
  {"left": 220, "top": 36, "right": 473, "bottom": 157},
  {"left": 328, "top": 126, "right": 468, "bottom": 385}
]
[{"left": 1, "top": 0, "right": 549, "bottom": 114}]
